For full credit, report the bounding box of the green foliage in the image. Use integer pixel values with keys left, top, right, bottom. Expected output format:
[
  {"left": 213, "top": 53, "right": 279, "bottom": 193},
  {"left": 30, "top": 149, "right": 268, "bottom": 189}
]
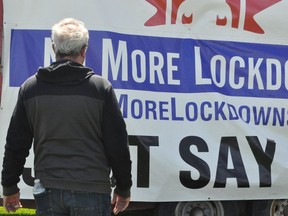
[{"left": 0, "top": 207, "right": 36, "bottom": 215}]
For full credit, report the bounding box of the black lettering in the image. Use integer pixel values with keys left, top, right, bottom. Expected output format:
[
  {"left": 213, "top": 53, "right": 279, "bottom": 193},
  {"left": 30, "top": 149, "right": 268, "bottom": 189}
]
[
  {"left": 179, "top": 136, "right": 210, "bottom": 189},
  {"left": 214, "top": 137, "right": 249, "bottom": 188},
  {"left": 129, "top": 135, "right": 159, "bottom": 188},
  {"left": 246, "top": 136, "right": 276, "bottom": 187}
]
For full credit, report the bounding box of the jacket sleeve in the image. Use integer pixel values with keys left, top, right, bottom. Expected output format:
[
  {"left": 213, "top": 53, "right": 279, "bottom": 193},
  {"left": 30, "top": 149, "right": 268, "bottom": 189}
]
[
  {"left": 1, "top": 87, "right": 33, "bottom": 196},
  {"left": 102, "top": 85, "right": 132, "bottom": 198}
]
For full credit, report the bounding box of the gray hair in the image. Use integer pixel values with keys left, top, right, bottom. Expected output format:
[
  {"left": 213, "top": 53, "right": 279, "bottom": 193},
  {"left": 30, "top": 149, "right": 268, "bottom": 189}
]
[{"left": 51, "top": 18, "right": 89, "bottom": 58}]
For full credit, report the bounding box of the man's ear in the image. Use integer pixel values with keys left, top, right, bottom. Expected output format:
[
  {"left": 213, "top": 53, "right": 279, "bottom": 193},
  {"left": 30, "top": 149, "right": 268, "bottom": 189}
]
[
  {"left": 52, "top": 43, "right": 56, "bottom": 53},
  {"left": 80, "top": 46, "right": 87, "bottom": 58}
]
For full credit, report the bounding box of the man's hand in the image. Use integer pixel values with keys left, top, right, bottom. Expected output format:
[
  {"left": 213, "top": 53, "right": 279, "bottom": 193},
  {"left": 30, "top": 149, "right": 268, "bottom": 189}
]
[
  {"left": 3, "top": 192, "right": 22, "bottom": 213},
  {"left": 111, "top": 192, "right": 130, "bottom": 215}
]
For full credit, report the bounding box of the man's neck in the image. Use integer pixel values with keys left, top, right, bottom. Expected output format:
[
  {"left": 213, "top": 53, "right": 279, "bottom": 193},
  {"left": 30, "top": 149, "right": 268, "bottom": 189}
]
[{"left": 56, "top": 55, "right": 84, "bottom": 65}]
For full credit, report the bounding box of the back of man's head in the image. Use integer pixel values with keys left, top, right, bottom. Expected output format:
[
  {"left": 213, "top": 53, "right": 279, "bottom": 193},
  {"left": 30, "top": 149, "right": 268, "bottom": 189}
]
[{"left": 51, "top": 18, "right": 89, "bottom": 59}]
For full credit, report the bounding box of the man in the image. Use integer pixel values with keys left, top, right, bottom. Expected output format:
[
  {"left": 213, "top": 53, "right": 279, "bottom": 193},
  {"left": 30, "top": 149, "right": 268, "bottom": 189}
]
[{"left": 1, "top": 18, "right": 132, "bottom": 216}]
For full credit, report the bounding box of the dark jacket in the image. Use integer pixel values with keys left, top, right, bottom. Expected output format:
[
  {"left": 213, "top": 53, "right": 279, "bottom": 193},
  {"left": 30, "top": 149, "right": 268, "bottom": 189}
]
[{"left": 2, "top": 60, "right": 132, "bottom": 197}]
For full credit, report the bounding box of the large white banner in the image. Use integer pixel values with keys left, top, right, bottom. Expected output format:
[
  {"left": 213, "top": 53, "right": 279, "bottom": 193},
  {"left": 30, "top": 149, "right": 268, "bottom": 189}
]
[{"left": 1, "top": 0, "right": 288, "bottom": 201}]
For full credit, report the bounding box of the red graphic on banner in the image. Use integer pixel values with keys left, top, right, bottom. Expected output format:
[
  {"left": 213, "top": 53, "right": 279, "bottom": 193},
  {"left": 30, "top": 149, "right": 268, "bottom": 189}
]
[{"left": 145, "top": 0, "right": 282, "bottom": 34}]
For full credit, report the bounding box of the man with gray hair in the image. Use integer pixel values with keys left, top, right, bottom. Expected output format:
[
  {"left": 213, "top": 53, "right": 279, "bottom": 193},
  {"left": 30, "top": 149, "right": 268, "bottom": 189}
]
[{"left": 1, "top": 18, "right": 132, "bottom": 216}]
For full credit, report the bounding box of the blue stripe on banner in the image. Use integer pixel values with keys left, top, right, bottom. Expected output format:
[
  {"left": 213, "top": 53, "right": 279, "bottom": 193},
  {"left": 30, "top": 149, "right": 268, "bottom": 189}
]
[
  {"left": 9, "top": 30, "right": 288, "bottom": 98},
  {"left": 10, "top": 30, "right": 50, "bottom": 86}
]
